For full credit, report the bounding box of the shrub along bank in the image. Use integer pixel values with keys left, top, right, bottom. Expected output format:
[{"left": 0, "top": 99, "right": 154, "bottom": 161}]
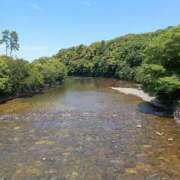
[{"left": 0, "top": 56, "right": 67, "bottom": 99}]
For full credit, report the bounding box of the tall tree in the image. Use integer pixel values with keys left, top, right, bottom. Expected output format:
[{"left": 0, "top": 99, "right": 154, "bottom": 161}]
[
  {"left": 0, "top": 37, "right": 3, "bottom": 45},
  {"left": 10, "top": 31, "right": 19, "bottom": 56},
  {"left": 2, "top": 30, "right": 10, "bottom": 56}
]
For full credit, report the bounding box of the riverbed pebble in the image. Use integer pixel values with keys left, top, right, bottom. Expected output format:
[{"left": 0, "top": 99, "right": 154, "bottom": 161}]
[
  {"left": 136, "top": 124, "right": 142, "bottom": 128},
  {"left": 168, "top": 138, "right": 174, "bottom": 141},
  {"left": 72, "top": 172, "right": 78, "bottom": 177},
  {"left": 14, "top": 126, "right": 20, "bottom": 130},
  {"left": 156, "top": 131, "right": 164, "bottom": 136}
]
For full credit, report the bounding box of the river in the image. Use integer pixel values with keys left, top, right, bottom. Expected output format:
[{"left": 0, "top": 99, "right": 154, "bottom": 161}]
[{"left": 0, "top": 77, "right": 179, "bottom": 179}]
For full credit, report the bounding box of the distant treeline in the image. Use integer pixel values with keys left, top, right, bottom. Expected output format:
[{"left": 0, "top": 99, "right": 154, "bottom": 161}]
[{"left": 55, "top": 25, "right": 180, "bottom": 106}]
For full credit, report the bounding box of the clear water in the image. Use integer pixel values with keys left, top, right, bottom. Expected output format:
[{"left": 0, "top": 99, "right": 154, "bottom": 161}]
[{"left": 0, "top": 77, "right": 179, "bottom": 179}]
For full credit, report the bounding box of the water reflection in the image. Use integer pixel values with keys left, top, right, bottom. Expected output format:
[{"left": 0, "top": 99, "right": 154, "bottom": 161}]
[
  {"left": 137, "top": 102, "right": 173, "bottom": 117},
  {"left": 0, "top": 77, "right": 180, "bottom": 179}
]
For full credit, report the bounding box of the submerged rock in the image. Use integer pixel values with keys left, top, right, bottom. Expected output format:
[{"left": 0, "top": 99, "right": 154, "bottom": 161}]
[
  {"left": 126, "top": 168, "right": 137, "bottom": 174},
  {"left": 136, "top": 124, "right": 142, "bottom": 128},
  {"left": 35, "top": 140, "right": 55, "bottom": 145},
  {"left": 14, "top": 126, "right": 20, "bottom": 130},
  {"left": 72, "top": 172, "right": 78, "bottom": 177},
  {"left": 155, "top": 131, "right": 164, "bottom": 136},
  {"left": 168, "top": 138, "right": 174, "bottom": 141}
]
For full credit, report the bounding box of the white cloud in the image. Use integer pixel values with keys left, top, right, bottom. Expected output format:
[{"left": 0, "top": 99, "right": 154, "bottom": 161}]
[
  {"left": 82, "top": 1, "right": 92, "bottom": 7},
  {"left": 31, "top": 3, "right": 42, "bottom": 11}
]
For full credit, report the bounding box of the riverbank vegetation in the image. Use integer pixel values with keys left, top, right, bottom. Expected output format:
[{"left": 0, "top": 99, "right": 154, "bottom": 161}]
[
  {"left": 0, "top": 30, "right": 66, "bottom": 99},
  {"left": 55, "top": 25, "right": 180, "bottom": 107},
  {"left": 0, "top": 26, "right": 180, "bottom": 108},
  {"left": 0, "top": 56, "right": 67, "bottom": 98}
]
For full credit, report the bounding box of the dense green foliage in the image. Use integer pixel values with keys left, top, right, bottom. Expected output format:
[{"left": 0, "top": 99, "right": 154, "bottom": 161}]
[
  {"left": 135, "top": 64, "right": 166, "bottom": 92},
  {"left": 155, "top": 76, "right": 180, "bottom": 104},
  {"left": 0, "top": 57, "right": 11, "bottom": 94},
  {"left": 55, "top": 25, "right": 180, "bottom": 105},
  {"left": 0, "top": 30, "right": 67, "bottom": 99},
  {"left": 0, "top": 56, "right": 67, "bottom": 97}
]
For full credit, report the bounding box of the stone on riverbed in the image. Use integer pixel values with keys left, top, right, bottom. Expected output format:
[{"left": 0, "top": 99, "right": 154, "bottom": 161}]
[{"left": 136, "top": 124, "right": 142, "bottom": 128}]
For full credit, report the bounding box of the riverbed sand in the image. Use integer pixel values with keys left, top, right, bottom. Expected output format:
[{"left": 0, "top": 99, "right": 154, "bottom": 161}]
[{"left": 112, "top": 87, "right": 156, "bottom": 102}]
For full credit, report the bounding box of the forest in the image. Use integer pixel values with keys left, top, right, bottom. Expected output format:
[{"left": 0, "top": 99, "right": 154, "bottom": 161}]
[
  {"left": 0, "top": 25, "right": 180, "bottom": 108},
  {"left": 55, "top": 25, "right": 180, "bottom": 107}
]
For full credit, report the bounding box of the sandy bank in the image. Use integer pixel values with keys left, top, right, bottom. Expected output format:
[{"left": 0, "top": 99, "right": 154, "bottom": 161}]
[{"left": 112, "top": 87, "right": 156, "bottom": 102}]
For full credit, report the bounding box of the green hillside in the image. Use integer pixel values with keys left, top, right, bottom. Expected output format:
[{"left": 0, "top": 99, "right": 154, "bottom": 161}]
[{"left": 55, "top": 25, "right": 180, "bottom": 106}]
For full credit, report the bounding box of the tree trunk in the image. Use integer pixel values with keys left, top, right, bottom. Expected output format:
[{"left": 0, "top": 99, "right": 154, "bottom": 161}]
[
  {"left": 5, "top": 42, "right": 8, "bottom": 56},
  {"left": 6, "top": 45, "right": 7, "bottom": 56},
  {"left": 10, "top": 48, "right": 12, "bottom": 57}
]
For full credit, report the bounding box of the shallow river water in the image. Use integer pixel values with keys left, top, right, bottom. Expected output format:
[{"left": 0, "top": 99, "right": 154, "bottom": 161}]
[{"left": 0, "top": 77, "right": 180, "bottom": 180}]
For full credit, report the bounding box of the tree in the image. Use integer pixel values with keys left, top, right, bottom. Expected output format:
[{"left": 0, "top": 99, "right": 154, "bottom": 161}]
[
  {"left": 7, "top": 59, "right": 29, "bottom": 94},
  {"left": 135, "top": 64, "right": 166, "bottom": 92},
  {"left": 1, "top": 30, "right": 20, "bottom": 56},
  {"left": 145, "top": 26, "right": 180, "bottom": 71},
  {"left": 0, "top": 57, "right": 12, "bottom": 94},
  {"left": 32, "top": 57, "right": 67, "bottom": 86},
  {"left": 21, "top": 64, "right": 44, "bottom": 93},
  {"left": 10, "top": 31, "right": 19, "bottom": 56},
  {"left": 155, "top": 76, "right": 180, "bottom": 105},
  {"left": 115, "top": 62, "right": 135, "bottom": 80},
  {"left": 116, "top": 41, "right": 146, "bottom": 67},
  {"left": 2, "top": 30, "right": 10, "bottom": 56}
]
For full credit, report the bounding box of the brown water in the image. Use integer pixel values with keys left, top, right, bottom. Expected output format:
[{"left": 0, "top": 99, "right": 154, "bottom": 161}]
[{"left": 0, "top": 77, "right": 180, "bottom": 180}]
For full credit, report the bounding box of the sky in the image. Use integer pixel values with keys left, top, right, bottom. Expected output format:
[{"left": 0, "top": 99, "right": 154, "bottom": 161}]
[{"left": 0, "top": 0, "right": 180, "bottom": 61}]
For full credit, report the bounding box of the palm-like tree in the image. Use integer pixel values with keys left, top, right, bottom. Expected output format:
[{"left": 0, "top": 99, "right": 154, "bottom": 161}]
[
  {"left": 2, "top": 30, "right": 10, "bottom": 56},
  {"left": 10, "top": 31, "right": 19, "bottom": 56},
  {"left": 1, "top": 30, "right": 20, "bottom": 56}
]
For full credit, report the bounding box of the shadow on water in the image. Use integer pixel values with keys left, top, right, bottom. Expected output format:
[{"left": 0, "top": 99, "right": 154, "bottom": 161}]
[{"left": 137, "top": 101, "right": 173, "bottom": 117}]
